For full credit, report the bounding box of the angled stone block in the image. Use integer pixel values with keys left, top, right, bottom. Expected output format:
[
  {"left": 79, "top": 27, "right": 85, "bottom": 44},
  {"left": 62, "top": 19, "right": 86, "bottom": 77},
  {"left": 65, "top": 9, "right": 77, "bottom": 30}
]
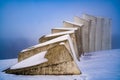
[
  {"left": 63, "top": 21, "right": 84, "bottom": 57},
  {"left": 18, "top": 35, "right": 77, "bottom": 62},
  {"left": 74, "top": 16, "right": 91, "bottom": 53},
  {"left": 102, "top": 18, "right": 112, "bottom": 50},
  {"left": 39, "top": 30, "right": 80, "bottom": 61},
  {"left": 51, "top": 27, "right": 78, "bottom": 33},
  {"left": 5, "top": 43, "right": 81, "bottom": 75},
  {"left": 82, "top": 14, "right": 97, "bottom": 52}
]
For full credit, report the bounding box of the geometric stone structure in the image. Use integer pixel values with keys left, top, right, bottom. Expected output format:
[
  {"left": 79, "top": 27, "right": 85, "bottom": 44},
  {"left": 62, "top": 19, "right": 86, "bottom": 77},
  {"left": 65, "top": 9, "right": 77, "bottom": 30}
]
[
  {"left": 51, "top": 27, "right": 78, "bottom": 34},
  {"left": 18, "top": 35, "right": 77, "bottom": 62},
  {"left": 74, "top": 16, "right": 91, "bottom": 53},
  {"left": 39, "top": 31, "right": 80, "bottom": 61},
  {"left": 63, "top": 21, "right": 84, "bottom": 56},
  {"left": 5, "top": 35, "right": 81, "bottom": 75},
  {"left": 82, "top": 14, "right": 111, "bottom": 52},
  {"left": 4, "top": 14, "right": 111, "bottom": 75}
]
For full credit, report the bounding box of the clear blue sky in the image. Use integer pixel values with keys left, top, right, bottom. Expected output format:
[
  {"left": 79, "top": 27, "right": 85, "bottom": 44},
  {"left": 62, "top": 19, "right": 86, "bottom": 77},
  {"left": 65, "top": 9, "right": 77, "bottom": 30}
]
[{"left": 0, "top": 0, "right": 120, "bottom": 59}]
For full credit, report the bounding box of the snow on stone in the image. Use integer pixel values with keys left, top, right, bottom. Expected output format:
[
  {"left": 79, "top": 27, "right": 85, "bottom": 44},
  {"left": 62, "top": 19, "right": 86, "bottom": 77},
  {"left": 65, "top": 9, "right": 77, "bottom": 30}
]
[
  {"left": 10, "top": 51, "right": 48, "bottom": 69},
  {"left": 63, "top": 21, "right": 83, "bottom": 26},
  {"left": 0, "top": 49, "right": 120, "bottom": 80},
  {"left": 21, "top": 35, "right": 77, "bottom": 62},
  {"left": 14, "top": 34, "right": 78, "bottom": 69},
  {"left": 45, "top": 30, "right": 74, "bottom": 37},
  {"left": 21, "top": 35, "right": 73, "bottom": 52},
  {"left": 53, "top": 27, "right": 78, "bottom": 30}
]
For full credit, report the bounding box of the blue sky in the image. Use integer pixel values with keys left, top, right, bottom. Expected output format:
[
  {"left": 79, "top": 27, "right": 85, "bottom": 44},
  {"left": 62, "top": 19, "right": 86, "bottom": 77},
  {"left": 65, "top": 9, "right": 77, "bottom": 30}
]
[{"left": 0, "top": 0, "right": 120, "bottom": 59}]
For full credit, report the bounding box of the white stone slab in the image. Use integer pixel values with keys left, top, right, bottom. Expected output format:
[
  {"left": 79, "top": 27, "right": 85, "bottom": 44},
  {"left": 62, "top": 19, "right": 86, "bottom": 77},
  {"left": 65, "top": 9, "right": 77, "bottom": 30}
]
[
  {"left": 74, "top": 16, "right": 91, "bottom": 53},
  {"left": 102, "top": 18, "right": 111, "bottom": 50},
  {"left": 95, "top": 17, "right": 104, "bottom": 51},
  {"left": 82, "top": 14, "right": 97, "bottom": 52}
]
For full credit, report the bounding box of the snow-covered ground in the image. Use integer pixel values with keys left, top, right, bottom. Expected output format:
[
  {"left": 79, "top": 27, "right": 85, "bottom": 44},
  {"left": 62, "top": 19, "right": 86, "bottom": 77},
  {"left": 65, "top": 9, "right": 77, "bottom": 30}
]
[{"left": 0, "top": 49, "right": 120, "bottom": 80}]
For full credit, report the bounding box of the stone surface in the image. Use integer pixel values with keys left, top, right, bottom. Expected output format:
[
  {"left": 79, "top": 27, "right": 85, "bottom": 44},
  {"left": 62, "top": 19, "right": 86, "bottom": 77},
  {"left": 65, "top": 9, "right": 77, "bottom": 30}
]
[
  {"left": 82, "top": 14, "right": 97, "bottom": 52},
  {"left": 74, "top": 16, "right": 91, "bottom": 53},
  {"left": 95, "top": 17, "right": 104, "bottom": 51},
  {"left": 102, "top": 18, "right": 112, "bottom": 50}
]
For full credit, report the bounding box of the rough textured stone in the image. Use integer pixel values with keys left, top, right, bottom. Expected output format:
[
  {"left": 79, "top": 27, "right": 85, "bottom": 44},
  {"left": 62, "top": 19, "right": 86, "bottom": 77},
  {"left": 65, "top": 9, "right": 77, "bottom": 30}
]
[{"left": 95, "top": 17, "right": 104, "bottom": 51}]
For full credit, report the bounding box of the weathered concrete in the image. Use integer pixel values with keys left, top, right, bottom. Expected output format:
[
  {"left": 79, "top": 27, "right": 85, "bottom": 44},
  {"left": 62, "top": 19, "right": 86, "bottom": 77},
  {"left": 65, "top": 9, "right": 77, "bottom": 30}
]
[
  {"left": 63, "top": 21, "right": 84, "bottom": 57},
  {"left": 39, "top": 31, "right": 80, "bottom": 61},
  {"left": 51, "top": 28, "right": 78, "bottom": 33},
  {"left": 5, "top": 44, "right": 81, "bottom": 75},
  {"left": 102, "top": 18, "right": 112, "bottom": 50},
  {"left": 95, "top": 17, "right": 104, "bottom": 51},
  {"left": 82, "top": 14, "right": 97, "bottom": 52},
  {"left": 74, "top": 16, "right": 91, "bottom": 53}
]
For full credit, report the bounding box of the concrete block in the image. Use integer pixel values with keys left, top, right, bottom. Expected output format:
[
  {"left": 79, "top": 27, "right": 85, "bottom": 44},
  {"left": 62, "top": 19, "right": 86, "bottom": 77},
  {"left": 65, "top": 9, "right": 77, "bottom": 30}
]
[
  {"left": 51, "top": 27, "right": 78, "bottom": 33},
  {"left": 102, "top": 18, "right": 112, "bottom": 50},
  {"left": 74, "top": 16, "right": 91, "bottom": 53},
  {"left": 82, "top": 14, "right": 97, "bottom": 52},
  {"left": 95, "top": 17, "right": 104, "bottom": 51}
]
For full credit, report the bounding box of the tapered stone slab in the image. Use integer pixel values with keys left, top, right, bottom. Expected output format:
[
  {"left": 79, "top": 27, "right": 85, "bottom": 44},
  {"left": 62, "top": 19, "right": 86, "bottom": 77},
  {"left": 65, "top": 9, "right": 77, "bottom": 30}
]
[
  {"left": 102, "top": 18, "right": 112, "bottom": 50},
  {"left": 5, "top": 44, "right": 81, "bottom": 75},
  {"left": 82, "top": 14, "right": 97, "bottom": 52},
  {"left": 51, "top": 27, "right": 78, "bottom": 33},
  {"left": 18, "top": 35, "right": 77, "bottom": 62},
  {"left": 39, "top": 31, "right": 80, "bottom": 61},
  {"left": 95, "top": 17, "right": 104, "bottom": 51},
  {"left": 63, "top": 21, "right": 84, "bottom": 57},
  {"left": 74, "top": 16, "right": 91, "bottom": 53}
]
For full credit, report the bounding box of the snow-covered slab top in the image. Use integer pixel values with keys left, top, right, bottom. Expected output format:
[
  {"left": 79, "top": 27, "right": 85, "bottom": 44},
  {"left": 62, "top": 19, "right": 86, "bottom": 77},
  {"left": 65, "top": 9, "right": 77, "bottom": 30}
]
[
  {"left": 45, "top": 30, "right": 75, "bottom": 37},
  {"left": 74, "top": 16, "right": 91, "bottom": 22},
  {"left": 10, "top": 51, "right": 48, "bottom": 69},
  {"left": 63, "top": 21, "right": 83, "bottom": 27},
  {"left": 53, "top": 27, "right": 78, "bottom": 30}
]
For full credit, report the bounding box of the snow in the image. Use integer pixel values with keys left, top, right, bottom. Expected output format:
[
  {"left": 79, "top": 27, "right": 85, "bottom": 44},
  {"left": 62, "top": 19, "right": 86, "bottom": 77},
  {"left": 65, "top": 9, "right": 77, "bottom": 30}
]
[
  {"left": 63, "top": 21, "right": 83, "bottom": 27},
  {"left": 52, "top": 27, "right": 78, "bottom": 30},
  {"left": 10, "top": 51, "right": 48, "bottom": 69},
  {"left": 45, "top": 30, "right": 74, "bottom": 37},
  {"left": 0, "top": 49, "right": 120, "bottom": 80},
  {"left": 21, "top": 35, "right": 74, "bottom": 52}
]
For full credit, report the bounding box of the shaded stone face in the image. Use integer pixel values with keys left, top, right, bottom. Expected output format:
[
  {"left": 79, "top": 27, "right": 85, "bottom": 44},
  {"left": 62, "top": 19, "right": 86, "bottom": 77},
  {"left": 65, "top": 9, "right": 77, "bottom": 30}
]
[{"left": 102, "top": 18, "right": 111, "bottom": 50}]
